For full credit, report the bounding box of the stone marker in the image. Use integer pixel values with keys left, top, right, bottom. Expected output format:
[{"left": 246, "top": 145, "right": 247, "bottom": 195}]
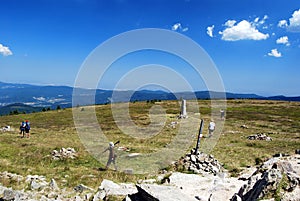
[{"left": 179, "top": 99, "right": 188, "bottom": 118}]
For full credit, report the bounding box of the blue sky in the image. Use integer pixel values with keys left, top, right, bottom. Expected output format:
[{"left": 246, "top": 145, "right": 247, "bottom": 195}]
[{"left": 0, "top": 0, "right": 299, "bottom": 96}]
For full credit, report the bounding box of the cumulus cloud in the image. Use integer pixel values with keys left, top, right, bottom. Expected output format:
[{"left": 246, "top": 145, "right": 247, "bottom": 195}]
[
  {"left": 278, "top": 9, "right": 300, "bottom": 32},
  {"left": 0, "top": 43, "right": 13, "bottom": 56},
  {"left": 206, "top": 25, "right": 214, "bottom": 37},
  {"left": 268, "top": 49, "right": 282, "bottom": 57},
  {"left": 276, "top": 36, "right": 290, "bottom": 46},
  {"left": 289, "top": 9, "right": 300, "bottom": 31},
  {"left": 171, "top": 22, "right": 189, "bottom": 32},
  {"left": 219, "top": 19, "right": 269, "bottom": 41},
  {"left": 278, "top": 20, "right": 288, "bottom": 28}
]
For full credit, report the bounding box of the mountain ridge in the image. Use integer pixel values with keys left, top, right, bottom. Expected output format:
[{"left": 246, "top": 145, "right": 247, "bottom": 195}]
[{"left": 0, "top": 81, "right": 299, "bottom": 114}]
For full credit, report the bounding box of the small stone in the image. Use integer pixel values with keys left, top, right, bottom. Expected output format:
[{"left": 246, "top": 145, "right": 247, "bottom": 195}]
[
  {"left": 3, "top": 189, "right": 15, "bottom": 201},
  {"left": 49, "top": 178, "right": 59, "bottom": 190},
  {"left": 190, "top": 155, "right": 197, "bottom": 163}
]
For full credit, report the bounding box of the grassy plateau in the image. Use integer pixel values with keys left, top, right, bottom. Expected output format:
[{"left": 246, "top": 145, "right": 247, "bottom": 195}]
[{"left": 0, "top": 99, "right": 299, "bottom": 190}]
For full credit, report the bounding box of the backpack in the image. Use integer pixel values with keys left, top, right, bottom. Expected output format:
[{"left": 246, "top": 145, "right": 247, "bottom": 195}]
[{"left": 26, "top": 122, "right": 30, "bottom": 130}]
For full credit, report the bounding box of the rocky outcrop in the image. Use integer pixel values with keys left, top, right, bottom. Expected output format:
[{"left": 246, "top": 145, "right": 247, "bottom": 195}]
[
  {"left": 173, "top": 149, "right": 223, "bottom": 175},
  {"left": 125, "top": 172, "right": 247, "bottom": 201},
  {"left": 1, "top": 152, "right": 299, "bottom": 201},
  {"left": 232, "top": 154, "right": 300, "bottom": 201}
]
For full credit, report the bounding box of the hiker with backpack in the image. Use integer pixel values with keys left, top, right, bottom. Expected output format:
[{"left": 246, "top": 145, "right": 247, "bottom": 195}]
[
  {"left": 19, "top": 121, "right": 26, "bottom": 137},
  {"left": 25, "top": 120, "right": 30, "bottom": 138}
]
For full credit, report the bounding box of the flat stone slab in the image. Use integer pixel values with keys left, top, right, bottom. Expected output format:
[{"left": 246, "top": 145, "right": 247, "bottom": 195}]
[
  {"left": 168, "top": 172, "right": 247, "bottom": 201},
  {"left": 136, "top": 184, "right": 195, "bottom": 201},
  {"left": 100, "top": 179, "right": 137, "bottom": 196}
]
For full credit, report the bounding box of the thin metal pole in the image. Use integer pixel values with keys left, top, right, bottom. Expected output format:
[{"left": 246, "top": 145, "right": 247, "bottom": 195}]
[{"left": 195, "top": 119, "right": 204, "bottom": 154}]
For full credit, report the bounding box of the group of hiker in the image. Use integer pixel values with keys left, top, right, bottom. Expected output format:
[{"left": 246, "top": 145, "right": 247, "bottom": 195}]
[{"left": 19, "top": 120, "right": 30, "bottom": 138}]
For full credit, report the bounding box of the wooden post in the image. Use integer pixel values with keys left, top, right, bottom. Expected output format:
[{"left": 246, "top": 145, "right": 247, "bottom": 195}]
[{"left": 195, "top": 119, "right": 204, "bottom": 154}]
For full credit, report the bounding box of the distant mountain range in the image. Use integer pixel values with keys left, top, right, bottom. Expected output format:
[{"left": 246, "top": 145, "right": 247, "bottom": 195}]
[{"left": 0, "top": 81, "right": 299, "bottom": 115}]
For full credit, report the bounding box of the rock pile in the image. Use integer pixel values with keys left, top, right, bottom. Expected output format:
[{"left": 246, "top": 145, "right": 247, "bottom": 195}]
[
  {"left": 173, "top": 149, "right": 223, "bottom": 175},
  {"left": 51, "top": 147, "right": 77, "bottom": 160},
  {"left": 247, "top": 133, "right": 272, "bottom": 141}
]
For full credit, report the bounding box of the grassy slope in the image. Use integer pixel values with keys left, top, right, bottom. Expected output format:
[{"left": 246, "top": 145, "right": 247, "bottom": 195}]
[{"left": 0, "top": 100, "right": 299, "bottom": 189}]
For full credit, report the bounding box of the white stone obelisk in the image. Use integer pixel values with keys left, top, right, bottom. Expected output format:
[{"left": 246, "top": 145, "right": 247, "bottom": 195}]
[{"left": 180, "top": 99, "right": 187, "bottom": 118}]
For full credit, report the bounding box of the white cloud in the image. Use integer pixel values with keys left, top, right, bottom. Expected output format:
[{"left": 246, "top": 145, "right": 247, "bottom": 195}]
[
  {"left": 33, "top": 96, "right": 46, "bottom": 101},
  {"left": 0, "top": 43, "right": 13, "bottom": 56},
  {"left": 206, "top": 25, "right": 214, "bottom": 37},
  {"left": 182, "top": 27, "right": 189, "bottom": 32},
  {"left": 278, "top": 9, "right": 300, "bottom": 32},
  {"left": 171, "top": 22, "right": 189, "bottom": 32},
  {"left": 268, "top": 49, "right": 282, "bottom": 57},
  {"left": 289, "top": 9, "right": 300, "bottom": 32},
  {"left": 172, "top": 23, "right": 181, "bottom": 31},
  {"left": 260, "top": 15, "right": 268, "bottom": 24},
  {"left": 254, "top": 15, "right": 268, "bottom": 25},
  {"left": 276, "top": 36, "right": 290, "bottom": 46},
  {"left": 278, "top": 20, "right": 288, "bottom": 28},
  {"left": 225, "top": 20, "right": 236, "bottom": 27},
  {"left": 219, "top": 19, "right": 269, "bottom": 41}
]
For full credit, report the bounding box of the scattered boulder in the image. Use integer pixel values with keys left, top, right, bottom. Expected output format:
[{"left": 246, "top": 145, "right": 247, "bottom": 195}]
[
  {"left": 73, "top": 184, "right": 94, "bottom": 193},
  {"left": 49, "top": 178, "right": 59, "bottom": 190},
  {"left": 168, "top": 121, "right": 178, "bottom": 129},
  {"left": 51, "top": 147, "right": 77, "bottom": 160},
  {"left": 3, "top": 189, "right": 15, "bottom": 201},
  {"left": 0, "top": 171, "right": 23, "bottom": 182},
  {"left": 247, "top": 133, "right": 272, "bottom": 141},
  {"left": 1, "top": 126, "right": 11, "bottom": 132},
  {"left": 240, "top": 125, "right": 248, "bottom": 129},
  {"left": 26, "top": 175, "right": 48, "bottom": 191}
]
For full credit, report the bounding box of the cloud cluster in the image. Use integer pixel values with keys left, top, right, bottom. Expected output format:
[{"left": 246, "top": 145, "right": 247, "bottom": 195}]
[
  {"left": 0, "top": 43, "right": 13, "bottom": 56},
  {"left": 219, "top": 19, "right": 269, "bottom": 41},
  {"left": 276, "top": 36, "right": 290, "bottom": 46},
  {"left": 206, "top": 9, "right": 300, "bottom": 58},
  {"left": 171, "top": 22, "right": 189, "bottom": 32},
  {"left": 278, "top": 9, "right": 300, "bottom": 32},
  {"left": 268, "top": 49, "right": 282, "bottom": 58}
]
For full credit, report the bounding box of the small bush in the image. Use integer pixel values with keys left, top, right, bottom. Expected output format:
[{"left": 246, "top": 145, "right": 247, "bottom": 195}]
[{"left": 255, "top": 157, "right": 263, "bottom": 165}]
